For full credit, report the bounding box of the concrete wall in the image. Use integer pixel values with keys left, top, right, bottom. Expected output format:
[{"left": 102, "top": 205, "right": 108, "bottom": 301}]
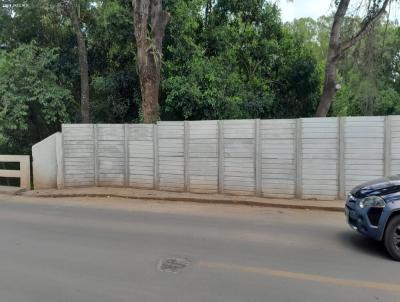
[
  {"left": 301, "top": 118, "right": 339, "bottom": 200},
  {"left": 158, "top": 121, "right": 185, "bottom": 191},
  {"left": 32, "top": 132, "right": 61, "bottom": 189},
  {"left": 32, "top": 116, "right": 400, "bottom": 199},
  {"left": 128, "top": 124, "right": 155, "bottom": 189},
  {"left": 344, "top": 117, "right": 385, "bottom": 193},
  {"left": 188, "top": 120, "right": 218, "bottom": 193},
  {"left": 62, "top": 125, "right": 95, "bottom": 187},
  {"left": 222, "top": 120, "right": 256, "bottom": 195},
  {"left": 260, "top": 119, "right": 296, "bottom": 198}
]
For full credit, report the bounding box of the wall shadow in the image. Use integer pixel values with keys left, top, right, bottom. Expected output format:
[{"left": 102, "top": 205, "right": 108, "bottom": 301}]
[{"left": 336, "top": 231, "right": 390, "bottom": 260}]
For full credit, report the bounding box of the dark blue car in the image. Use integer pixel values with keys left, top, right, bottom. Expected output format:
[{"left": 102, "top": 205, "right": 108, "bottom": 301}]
[{"left": 345, "top": 175, "right": 400, "bottom": 261}]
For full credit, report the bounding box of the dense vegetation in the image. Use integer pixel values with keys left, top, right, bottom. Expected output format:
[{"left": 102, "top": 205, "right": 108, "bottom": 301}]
[{"left": 0, "top": 0, "right": 399, "bottom": 153}]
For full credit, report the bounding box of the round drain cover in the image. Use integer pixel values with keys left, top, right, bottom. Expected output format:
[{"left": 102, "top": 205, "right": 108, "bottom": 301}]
[{"left": 158, "top": 257, "right": 191, "bottom": 273}]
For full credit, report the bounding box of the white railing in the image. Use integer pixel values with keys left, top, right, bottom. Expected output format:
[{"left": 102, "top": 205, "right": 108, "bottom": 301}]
[{"left": 0, "top": 155, "right": 31, "bottom": 190}]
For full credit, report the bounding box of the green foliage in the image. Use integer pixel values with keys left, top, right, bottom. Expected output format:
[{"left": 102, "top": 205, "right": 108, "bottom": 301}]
[
  {"left": 87, "top": 0, "right": 140, "bottom": 123},
  {"left": 162, "top": 0, "right": 321, "bottom": 120},
  {"left": 285, "top": 16, "right": 331, "bottom": 79},
  {"left": 375, "top": 88, "right": 400, "bottom": 114},
  {"left": 332, "top": 21, "right": 400, "bottom": 116},
  {"left": 0, "top": 43, "right": 74, "bottom": 153},
  {"left": 0, "top": 0, "right": 399, "bottom": 155},
  {"left": 286, "top": 15, "right": 400, "bottom": 117}
]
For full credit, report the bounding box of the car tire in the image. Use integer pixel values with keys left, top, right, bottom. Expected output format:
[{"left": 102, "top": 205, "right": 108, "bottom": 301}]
[{"left": 384, "top": 215, "right": 400, "bottom": 261}]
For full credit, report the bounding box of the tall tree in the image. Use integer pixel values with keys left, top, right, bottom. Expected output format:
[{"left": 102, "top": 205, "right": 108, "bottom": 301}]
[
  {"left": 88, "top": 0, "right": 139, "bottom": 123},
  {"left": 0, "top": 43, "right": 73, "bottom": 154},
  {"left": 332, "top": 19, "right": 400, "bottom": 116},
  {"left": 62, "top": 0, "right": 90, "bottom": 123},
  {"left": 132, "top": 0, "right": 169, "bottom": 123},
  {"left": 161, "top": 0, "right": 321, "bottom": 120},
  {"left": 316, "top": 0, "right": 391, "bottom": 117}
]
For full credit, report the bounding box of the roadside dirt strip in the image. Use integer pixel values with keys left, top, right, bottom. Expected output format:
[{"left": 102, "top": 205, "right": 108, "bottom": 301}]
[{"left": 21, "top": 187, "right": 345, "bottom": 212}]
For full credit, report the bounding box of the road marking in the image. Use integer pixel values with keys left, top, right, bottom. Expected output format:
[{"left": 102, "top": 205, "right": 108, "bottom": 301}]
[{"left": 199, "top": 261, "right": 400, "bottom": 293}]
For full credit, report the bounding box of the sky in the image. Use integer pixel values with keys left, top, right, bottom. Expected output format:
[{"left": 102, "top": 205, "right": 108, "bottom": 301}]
[
  {"left": 276, "top": 0, "right": 400, "bottom": 22},
  {"left": 276, "top": 0, "right": 333, "bottom": 22}
]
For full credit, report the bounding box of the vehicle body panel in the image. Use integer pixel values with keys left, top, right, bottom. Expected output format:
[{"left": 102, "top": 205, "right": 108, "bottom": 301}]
[{"left": 345, "top": 175, "right": 400, "bottom": 241}]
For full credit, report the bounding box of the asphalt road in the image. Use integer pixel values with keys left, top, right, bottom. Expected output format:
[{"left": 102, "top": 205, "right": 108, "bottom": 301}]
[{"left": 0, "top": 195, "right": 399, "bottom": 302}]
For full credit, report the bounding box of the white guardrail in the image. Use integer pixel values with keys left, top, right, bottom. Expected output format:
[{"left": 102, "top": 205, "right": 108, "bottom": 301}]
[{"left": 0, "top": 155, "right": 31, "bottom": 190}]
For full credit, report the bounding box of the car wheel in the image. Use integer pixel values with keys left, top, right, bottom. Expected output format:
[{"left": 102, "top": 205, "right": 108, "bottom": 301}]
[{"left": 384, "top": 215, "right": 400, "bottom": 261}]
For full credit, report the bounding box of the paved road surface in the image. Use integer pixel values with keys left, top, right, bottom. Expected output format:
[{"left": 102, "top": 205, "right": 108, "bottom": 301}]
[{"left": 0, "top": 196, "right": 398, "bottom": 302}]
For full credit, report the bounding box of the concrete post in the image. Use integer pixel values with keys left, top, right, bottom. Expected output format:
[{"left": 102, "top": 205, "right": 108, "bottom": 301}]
[
  {"left": 338, "top": 117, "right": 345, "bottom": 199},
  {"left": 56, "top": 132, "right": 64, "bottom": 189},
  {"left": 153, "top": 124, "right": 159, "bottom": 190},
  {"left": 93, "top": 124, "right": 99, "bottom": 187},
  {"left": 255, "top": 119, "right": 262, "bottom": 196},
  {"left": 384, "top": 116, "right": 392, "bottom": 177},
  {"left": 19, "top": 156, "right": 31, "bottom": 190},
  {"left": 218, "top": 120, "right": 224, "bottom": 194},
  {"left": 124, "top": 124, "right": 129, "bottom": 187},
  {"left": 295, "top": 119, "right": 303, "bottom": 199},
  {"left": 184, "top": 121, "right": 190, "bottom": 192}
]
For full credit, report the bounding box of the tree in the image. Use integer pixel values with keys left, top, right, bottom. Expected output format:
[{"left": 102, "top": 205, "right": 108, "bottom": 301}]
[
  {"left": 316, "top": 0, "right": 391, "bottom": 117},
  {"left": 0, "top": 43, "right": 74, "bottom": 154},
  {"left": 332, "top": 19, "right": 400, "bottom": 116},
  {"left": 62, "top": 0, "right": 90, "bottom": 123},
  {"left": 285, "top": 16, "right": 331, "bottom": 70},
  {"left": 2, "top": 0, "right": 398, "bottom": 159},
  {"left": 88, "top": 0, "right": 139, "bottom": 123},
  {"left": 161, "top": 0, "right": 321, "bottom": 120},
  {"left": 132, "top": 0, "right": 169, "bottom": 123}
]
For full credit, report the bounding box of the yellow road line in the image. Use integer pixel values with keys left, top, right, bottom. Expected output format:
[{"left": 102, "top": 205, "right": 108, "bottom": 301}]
[{"left": 199, "top": 261, "right": 400, "bottom": 293}]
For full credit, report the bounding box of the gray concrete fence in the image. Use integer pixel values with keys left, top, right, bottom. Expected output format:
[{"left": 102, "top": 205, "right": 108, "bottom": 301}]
[{"left": 32, "top": 116, "right": 400, "bottom": 200}]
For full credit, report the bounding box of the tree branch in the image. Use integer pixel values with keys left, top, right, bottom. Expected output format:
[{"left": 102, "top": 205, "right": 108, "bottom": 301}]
[
  {"left": 327, "top": 0, "right": 350, "bottom": 61},
  {"left": 339, "top": 0, "right": 391, "bottom": 54}
]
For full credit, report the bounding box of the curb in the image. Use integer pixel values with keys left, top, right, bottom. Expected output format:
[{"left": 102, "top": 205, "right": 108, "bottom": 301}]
[
  {"left": 24, "top": 193, "right": 345, "bottom": 212},
  {"left": 0, "top": 187, "right": 26, "bottom": 196}
]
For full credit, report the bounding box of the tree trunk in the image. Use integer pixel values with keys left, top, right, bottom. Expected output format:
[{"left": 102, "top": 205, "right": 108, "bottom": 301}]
[
  {"left": 132, "top": 0, "right": 169, "bottom": 123},
  {"left": 316, "top": 0, "right": 390, "bottom": 117},
  {"left": 205, "top": 0, "right": 212, "bottom": 27},
  {"left": 316, "top": 0, "right": 349, "bottom": 117},
  {"left": 68, "top": 1, "right": 90, "bottom": 123},
  {"left": 316, "top": 57, "right": 339, "bottom": 117},
  {"left": 137, "top": 45, "right": 161, "bottom": 123}
]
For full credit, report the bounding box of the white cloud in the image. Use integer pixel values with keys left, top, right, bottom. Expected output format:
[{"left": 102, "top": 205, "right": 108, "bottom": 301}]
[{"left": 276, "top": 0, "right": 333, "bottom": 22}]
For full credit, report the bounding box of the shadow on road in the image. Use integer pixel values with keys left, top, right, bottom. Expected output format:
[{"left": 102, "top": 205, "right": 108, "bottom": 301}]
[{"left": 336, "top": 231, "right": 390, "bottom": 260}]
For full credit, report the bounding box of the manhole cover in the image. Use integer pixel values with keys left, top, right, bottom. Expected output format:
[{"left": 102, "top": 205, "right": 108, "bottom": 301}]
[{"left": 158, "top": 257, "right": 191, "bottom": 273}]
